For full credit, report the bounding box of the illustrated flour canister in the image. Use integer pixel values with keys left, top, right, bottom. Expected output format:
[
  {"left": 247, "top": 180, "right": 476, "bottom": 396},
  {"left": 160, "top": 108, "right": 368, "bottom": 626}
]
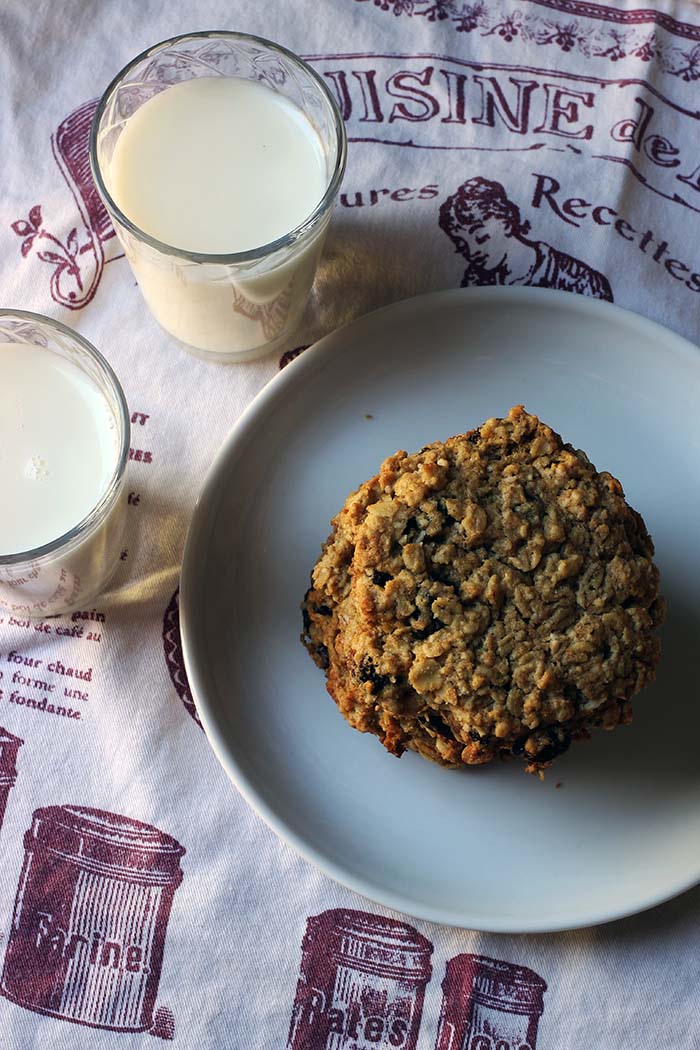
[
  {"left": 287, "top": 908, "right": 433, "bottom": 1050},
  {"left": 1, "top": 805, "right": 185, "bottom": 1031},
  {"left": 435, "top": 953, "right": 547, "bottom": 1050}
]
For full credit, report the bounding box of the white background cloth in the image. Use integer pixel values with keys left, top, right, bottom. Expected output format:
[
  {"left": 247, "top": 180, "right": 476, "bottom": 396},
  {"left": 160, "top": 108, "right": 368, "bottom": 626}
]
[{"left": 1, "top": 0, "right": 699, "bottom": 1046}]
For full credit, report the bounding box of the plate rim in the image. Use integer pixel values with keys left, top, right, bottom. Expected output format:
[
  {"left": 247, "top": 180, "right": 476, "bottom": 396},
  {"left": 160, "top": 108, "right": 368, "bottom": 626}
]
[{"left": 180, "top": 286, "right": 700, "bottom": 932}]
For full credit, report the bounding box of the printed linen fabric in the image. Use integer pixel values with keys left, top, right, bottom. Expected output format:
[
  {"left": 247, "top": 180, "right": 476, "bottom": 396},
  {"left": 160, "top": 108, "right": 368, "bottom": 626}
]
[{"left": 1, "top": 0, "right": 699, "bottom": 1046}]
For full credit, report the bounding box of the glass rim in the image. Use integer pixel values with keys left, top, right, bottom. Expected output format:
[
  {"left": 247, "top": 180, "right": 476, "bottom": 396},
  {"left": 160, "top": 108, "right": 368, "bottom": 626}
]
[
  {"left": 0, "top": 309, "right": 130, "bottom": 567},
  {"left": 89, "top": 29, "right": 348, "bottom": 265}
]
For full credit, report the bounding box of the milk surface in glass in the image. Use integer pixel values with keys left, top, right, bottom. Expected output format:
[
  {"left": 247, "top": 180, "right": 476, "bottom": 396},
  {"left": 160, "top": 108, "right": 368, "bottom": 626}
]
[
  {"left": 106, "top": 76, "right": 329, "bottom": 359},
  {"left": 1, "top": 344, "right": 117, "bottom": 555},
  {"left": 0, "top": 339, "right": 126, "bottom": 616}
]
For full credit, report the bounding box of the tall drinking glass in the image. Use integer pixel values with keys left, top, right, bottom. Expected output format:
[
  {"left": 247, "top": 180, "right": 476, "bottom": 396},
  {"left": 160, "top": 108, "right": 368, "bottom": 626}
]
[
  {"left": 90, "top": 31, "right": 347, "bottom": 363},
  {"left": 0, "top": 311, "right": 129, "bottom": 617}
]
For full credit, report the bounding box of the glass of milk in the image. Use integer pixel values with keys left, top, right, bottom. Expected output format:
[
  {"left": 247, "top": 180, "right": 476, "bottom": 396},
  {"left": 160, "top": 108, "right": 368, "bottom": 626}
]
[
  {"left": 90, "top": 31, "right": 347, "bottom": 363},
  {"left": 0, "top": 311, "right": 129, "bottom": 617}
]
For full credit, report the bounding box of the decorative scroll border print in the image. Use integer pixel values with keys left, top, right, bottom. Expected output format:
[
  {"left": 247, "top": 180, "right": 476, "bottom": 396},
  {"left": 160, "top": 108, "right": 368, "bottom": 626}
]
[{"left": 353, "top": 0, "right": 700, "bottom": 81}]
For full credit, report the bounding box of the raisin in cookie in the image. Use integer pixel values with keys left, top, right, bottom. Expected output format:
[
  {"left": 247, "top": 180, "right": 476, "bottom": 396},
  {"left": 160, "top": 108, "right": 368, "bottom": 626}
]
[{"left": 303, "top": 406, "right": 665, "bottom": 774}]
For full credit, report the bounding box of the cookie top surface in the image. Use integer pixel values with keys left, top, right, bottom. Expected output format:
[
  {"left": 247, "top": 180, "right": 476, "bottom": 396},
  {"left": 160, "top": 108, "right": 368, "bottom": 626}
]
[{"left": 304, "top": 406, "right": 664, "bottom": 770}]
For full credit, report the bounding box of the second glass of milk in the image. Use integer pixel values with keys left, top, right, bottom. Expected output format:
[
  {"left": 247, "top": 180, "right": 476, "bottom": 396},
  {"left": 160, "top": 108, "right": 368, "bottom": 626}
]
[
  {"left": 90, "top": 32, "right": 347, "bottom": 363},
  {"left": 0, "top": 311, "right": 129, "bottom": 617}
]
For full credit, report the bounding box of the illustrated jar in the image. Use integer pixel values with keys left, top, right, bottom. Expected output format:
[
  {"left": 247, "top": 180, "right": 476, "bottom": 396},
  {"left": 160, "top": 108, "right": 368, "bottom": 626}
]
[
  {"left": 0, "top": 729, "right": 22, "bottom": 831},
  {"left": 435, "top": 954, "right": 547, "bottom": 1050},
  {"left": 1, "top": 805, "right": 185, "bottom": 1031},
  {"left": 287, "top": 908, "right": 433, "bottom": 1050}
]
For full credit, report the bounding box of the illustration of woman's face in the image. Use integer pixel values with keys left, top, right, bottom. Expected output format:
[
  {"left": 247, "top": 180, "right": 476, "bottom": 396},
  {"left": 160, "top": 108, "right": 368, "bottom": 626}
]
[{"left": 457, "top": 207, "right": 511, "bottom": 269}]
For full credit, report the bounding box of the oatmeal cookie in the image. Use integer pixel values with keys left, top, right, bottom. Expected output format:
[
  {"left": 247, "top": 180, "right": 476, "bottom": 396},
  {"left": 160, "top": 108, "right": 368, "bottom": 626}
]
[{"left": 303, "top": 406, "right": 665, "bottom": 773}]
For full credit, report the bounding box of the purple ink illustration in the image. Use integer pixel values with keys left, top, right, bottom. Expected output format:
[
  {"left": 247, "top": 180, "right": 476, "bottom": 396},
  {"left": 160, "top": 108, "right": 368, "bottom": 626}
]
[
  {"left": 151, "top": 1004, "right": 176, "bottom": 1041},
  {"left": 163, "top": 588, "right": 202, "bottom": 729},
  {"left": 1, "top": 806, "right": 185, "bottom": 1033},
  {"left": 0, "top": 729, "right": 22, "bottom": 832},
  {"left": 287, "top": 908, "right": 433, "bottom": 1049},
  {"left": 279, "top": 344, "right": 310, "bottom": 369},
  {"left": 352, "top": 0, "right": 700, "bottom": 82},
  {"left": 440, "top": 176, "right": 613, "bottom": 300},
  {"left": 435, "top": 953, "right": 547, "bottom": 1050},
  {"left": 10, "top": 99, "right": 119, "bottom": 309}
]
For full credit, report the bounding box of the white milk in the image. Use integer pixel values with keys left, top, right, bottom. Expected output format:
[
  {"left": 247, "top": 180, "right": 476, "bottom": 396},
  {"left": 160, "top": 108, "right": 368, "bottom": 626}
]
[
  {"left": 0, "top": 343, "right": 126, "bottom": 615},
  {"left": 106, "top": 77, "right": 330, "bottom": 359},
  {"left": 110, "top": 77, "right": 327, "bottom": 254},
  {"left": 1, "top": 343, "right": 116, "bottom": 554}
]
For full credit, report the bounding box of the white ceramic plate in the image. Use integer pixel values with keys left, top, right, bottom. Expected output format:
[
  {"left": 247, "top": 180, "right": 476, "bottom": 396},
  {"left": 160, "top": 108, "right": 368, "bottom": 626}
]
[{"left": 180, "top": 287, "right": 700, "bottom": 932}]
